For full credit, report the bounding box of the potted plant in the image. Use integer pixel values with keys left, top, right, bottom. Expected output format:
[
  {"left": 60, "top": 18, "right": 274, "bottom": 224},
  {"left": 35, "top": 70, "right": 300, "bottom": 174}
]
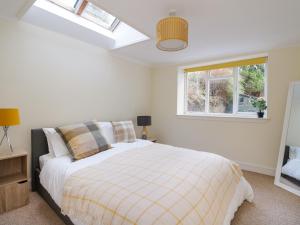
[{"left": 250, "top": 97, "right": 267, "bottom": 118}]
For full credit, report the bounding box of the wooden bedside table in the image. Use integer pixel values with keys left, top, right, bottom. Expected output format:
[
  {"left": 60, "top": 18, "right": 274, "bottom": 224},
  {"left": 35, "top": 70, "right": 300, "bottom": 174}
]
[{"left": 0, "top": 150, "right": 29, "bottom": 214}]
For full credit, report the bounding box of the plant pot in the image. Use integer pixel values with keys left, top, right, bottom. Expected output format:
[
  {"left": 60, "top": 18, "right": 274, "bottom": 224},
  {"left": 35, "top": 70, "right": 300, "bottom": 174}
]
[{"left": 257, "top": 111, "right": 264, "bottom": 118}]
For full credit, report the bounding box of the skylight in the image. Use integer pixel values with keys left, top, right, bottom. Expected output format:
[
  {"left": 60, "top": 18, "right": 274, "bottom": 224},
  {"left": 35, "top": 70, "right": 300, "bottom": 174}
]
[
  {"left": 49, "top": 0, "right": 119, "bottom": 31},
  {"left": 28, "top": 0, "right": 150, "bottom": 49},
  {"left": 81, "top": 2, "right": 119, "bottom": 31},
  {"left": 49, "top": 0, "right": 77, "bottom": 12}
]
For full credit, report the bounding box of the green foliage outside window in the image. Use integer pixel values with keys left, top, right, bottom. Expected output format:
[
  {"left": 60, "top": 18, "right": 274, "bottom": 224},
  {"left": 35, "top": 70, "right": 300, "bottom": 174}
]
[
  {"left": 239, "top": 64, "right": 265, "bottom": 97},
  {"left": 186, "top": 63, "right": 266, "bottom": 114}
]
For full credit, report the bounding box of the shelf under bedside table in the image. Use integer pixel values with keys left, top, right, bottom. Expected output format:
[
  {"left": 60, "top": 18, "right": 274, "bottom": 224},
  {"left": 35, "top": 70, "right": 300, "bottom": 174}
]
[{"left": 0, "top": 150, "right": 29, "bottom": 214}]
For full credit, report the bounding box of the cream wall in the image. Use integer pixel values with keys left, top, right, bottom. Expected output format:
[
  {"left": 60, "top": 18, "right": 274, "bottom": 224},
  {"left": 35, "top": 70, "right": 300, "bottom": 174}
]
[
  {"left": 151, "top": 47, "right": 300, "bottom": 172},
  {"left": 1, "top": 18, "right": 300, "bottom": 177},
  {"left": 0, "top": 20, "right": 151, "bottom": 157}
]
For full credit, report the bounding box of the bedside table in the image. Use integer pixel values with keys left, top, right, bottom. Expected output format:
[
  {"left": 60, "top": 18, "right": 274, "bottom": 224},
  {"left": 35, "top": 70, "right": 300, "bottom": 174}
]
[{"left": 0, "top": 150, "right": 29, "bottom": 214}]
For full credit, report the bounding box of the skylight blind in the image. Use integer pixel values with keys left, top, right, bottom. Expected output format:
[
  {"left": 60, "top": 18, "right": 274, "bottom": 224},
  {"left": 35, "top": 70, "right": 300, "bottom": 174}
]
[{"left": 184, "top": 57, "right": 268, "bottom": 73}]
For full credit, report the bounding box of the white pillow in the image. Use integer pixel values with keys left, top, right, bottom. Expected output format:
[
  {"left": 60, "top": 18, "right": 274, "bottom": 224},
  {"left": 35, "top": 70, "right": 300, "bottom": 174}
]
[
  {"left": 282, "top": 158, "right": 300, "bottom": 181},
  {"left": 289, "top": 146, "right": 300, "bottom": 160},
  {"left": 43, "top": 128, "right": 55, "bottom": 156},
  {"left": 43, "top": 128, "right": 70, "bottom": 157},
  {"left": 96, "top": 122, "right": 115, "bottom": 144}
]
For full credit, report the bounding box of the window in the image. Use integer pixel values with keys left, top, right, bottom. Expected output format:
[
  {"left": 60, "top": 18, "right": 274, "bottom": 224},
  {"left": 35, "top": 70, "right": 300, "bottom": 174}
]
[
  {"left": 49, "top": 0, "right": 78, "bottom": 11},
  {"left": 48, "top": 0, "right": 120, "bottom": 31},
  {"left": 81, "top": 2, "right": 119, "bottom": 31},
  {"left": 180, "top": 57, "right": 267, "bottom": 118}
]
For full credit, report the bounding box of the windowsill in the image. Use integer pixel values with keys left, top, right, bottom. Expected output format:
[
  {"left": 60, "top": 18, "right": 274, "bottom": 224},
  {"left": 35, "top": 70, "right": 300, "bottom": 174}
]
[{"left": 176, "top": 113, "right": 269, "bottom": 123}]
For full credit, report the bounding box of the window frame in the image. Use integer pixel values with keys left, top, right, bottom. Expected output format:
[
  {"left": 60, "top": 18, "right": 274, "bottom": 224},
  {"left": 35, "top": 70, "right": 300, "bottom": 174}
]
[
  {"left": 79, "top": 1, "right": 120, "bottom": 31},
  {"left": 48, "top": 0, "right": 120, "bottom": 31},
  {"left": 49, "top": 0, "right": 79, "bottom": 11},
  {"left": 178, "top": 55, "right": 268, "bottom": 119}
]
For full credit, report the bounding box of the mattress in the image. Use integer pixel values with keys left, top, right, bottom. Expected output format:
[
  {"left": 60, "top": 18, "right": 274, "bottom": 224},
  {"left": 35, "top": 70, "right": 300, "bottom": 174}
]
[{"left": 39, "top": 140, "right": 253, "bottom": 225}]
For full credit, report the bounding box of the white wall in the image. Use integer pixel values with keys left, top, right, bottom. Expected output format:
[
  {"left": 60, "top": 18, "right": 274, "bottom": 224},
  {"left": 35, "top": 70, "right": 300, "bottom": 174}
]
[
  {"left": 151, "top": 47, "right": 300, "bottom": 173},
  {"left": 0, "top": 19, "right": 151, "bottom": 157}
]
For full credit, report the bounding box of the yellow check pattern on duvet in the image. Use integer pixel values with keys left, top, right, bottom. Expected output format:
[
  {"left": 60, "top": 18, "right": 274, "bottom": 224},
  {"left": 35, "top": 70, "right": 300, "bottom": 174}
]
[{"left": 62, "top": 144, "right": 242, "bottom": 225}]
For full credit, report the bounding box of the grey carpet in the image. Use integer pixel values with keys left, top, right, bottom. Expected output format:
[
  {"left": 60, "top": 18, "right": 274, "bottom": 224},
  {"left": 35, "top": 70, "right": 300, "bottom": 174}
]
[{"left": 0, "top": 171, "right": 299, "bottom": 225}]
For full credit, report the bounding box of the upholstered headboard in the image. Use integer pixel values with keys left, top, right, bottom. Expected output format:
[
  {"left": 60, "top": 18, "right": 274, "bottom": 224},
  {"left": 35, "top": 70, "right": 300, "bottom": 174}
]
[
  {"left": 282, "top": 145, "right": 290, "bottom": 166},
  {"left": 31, "top": 129, "right": 49, "bottom": 191}
]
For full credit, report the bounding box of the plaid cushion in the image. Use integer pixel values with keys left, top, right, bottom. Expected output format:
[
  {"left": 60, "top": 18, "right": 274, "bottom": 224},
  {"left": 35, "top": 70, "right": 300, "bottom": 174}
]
[
  {"left": 56, "top": 121, "right": 110, "bottom": 160},
  {"left": 111, "top": 121, "right": 136, "bottom": 143}
]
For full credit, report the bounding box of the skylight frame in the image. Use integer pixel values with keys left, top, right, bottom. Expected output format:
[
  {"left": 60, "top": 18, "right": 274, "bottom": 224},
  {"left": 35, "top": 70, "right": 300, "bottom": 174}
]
[
  {"left": 109, "top": 18, "right": 120, "bottom": 32},
  {"left": 48, "top": 0, "right": 120, "bottom": 32},
  {"left": 49, "top": 0, "right": 79, "bottom": 12},
  {"left": 80, "top": 1, "right": 120, "bottom": 32}
]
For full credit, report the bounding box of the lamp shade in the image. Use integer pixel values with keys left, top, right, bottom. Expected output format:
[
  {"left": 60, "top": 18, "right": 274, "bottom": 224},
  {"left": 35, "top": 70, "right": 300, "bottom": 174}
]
[
  {"left": 0, "top": 108, "right": 20, "bottom": 126},
  {"left": 156, "top": 16, "right": 188, "bottom": 51},
  {"left": 137, "top": 116, "right": 151, "bottom": 126}
]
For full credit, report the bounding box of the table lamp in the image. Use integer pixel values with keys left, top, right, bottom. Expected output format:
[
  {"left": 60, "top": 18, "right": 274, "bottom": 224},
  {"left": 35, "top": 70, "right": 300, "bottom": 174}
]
[
  {"left": 0, "top": 108, "right": 20, "bottom": 152},
  {"left": 137, "top": 116, "right": 151, "bottom": 140}
]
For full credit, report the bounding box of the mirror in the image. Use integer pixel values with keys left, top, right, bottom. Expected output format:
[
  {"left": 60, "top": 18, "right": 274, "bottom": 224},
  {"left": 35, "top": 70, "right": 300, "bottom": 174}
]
[{"left": 275, "top": 81, "right": 300, "bottom": 196}]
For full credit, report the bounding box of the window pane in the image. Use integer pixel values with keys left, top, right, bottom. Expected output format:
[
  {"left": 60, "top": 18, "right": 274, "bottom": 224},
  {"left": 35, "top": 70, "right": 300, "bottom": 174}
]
[
  {"left": 186, "top": 72, "right": 206, "bottom": 112},
  {"left": 238, "top": 64, "right": 265, "bottom": 112},
  {"left": 210, "top": 68, "right": 233, "bottom": 77},
  {"left": 209, "top": 78, "right": 233, "bottom": 113},
  {"left": 81, "top": 2, "right": 117, "bottom": 30},
  {"left": 49, "top": 0, "right": 78, "bottom": 11}
]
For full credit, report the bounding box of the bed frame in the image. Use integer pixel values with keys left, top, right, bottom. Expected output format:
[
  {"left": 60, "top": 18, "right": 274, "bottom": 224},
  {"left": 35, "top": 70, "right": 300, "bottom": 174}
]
[{"left": 31, "top": 129, "right": 74, "bottom": 225}]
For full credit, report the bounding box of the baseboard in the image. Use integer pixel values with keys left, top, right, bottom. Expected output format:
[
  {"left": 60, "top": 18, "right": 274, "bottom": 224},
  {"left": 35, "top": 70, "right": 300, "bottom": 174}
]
[{"left": 236, "top": 160, "right": 275, "bottom": 176}]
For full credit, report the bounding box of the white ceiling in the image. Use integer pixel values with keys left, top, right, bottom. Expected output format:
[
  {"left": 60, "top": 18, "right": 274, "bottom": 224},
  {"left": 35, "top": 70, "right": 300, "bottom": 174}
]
[
  {"left": 92, "top": 0, "right": 300, "bottom": 66},
  {"left": 22, "top": 0, "right": 149, "bottom": 50},
  {"left": 0, "top": 0, "right": 35, "bottom": 19},
  {"left": 1, "top": 0, "right": 300, "bottom": 66}
]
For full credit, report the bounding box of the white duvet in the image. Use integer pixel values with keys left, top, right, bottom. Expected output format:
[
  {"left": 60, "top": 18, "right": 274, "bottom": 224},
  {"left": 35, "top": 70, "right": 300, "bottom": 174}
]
[
  {"left": 282, "top": 158, "right": 300, "bottom": 180},
  {"left": 40, "top": 139, "right": 154, "bottom": 206},
  {"left": 39, "top": 140, "right": 253, "bottom": 225}
]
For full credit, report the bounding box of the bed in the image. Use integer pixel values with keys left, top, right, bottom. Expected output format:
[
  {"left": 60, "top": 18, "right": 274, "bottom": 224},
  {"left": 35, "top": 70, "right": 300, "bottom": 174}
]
[
  {"left": 31, "top": 128, "right": 253, "bottom": 225},
  {"left": 281, "top": 145, "right": 300, "bottom": 186}
]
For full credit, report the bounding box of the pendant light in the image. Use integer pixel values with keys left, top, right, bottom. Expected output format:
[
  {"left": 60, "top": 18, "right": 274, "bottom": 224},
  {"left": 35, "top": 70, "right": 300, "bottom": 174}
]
[{"left": 156, "top": 11, "right": 188, "bottom": 51}]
